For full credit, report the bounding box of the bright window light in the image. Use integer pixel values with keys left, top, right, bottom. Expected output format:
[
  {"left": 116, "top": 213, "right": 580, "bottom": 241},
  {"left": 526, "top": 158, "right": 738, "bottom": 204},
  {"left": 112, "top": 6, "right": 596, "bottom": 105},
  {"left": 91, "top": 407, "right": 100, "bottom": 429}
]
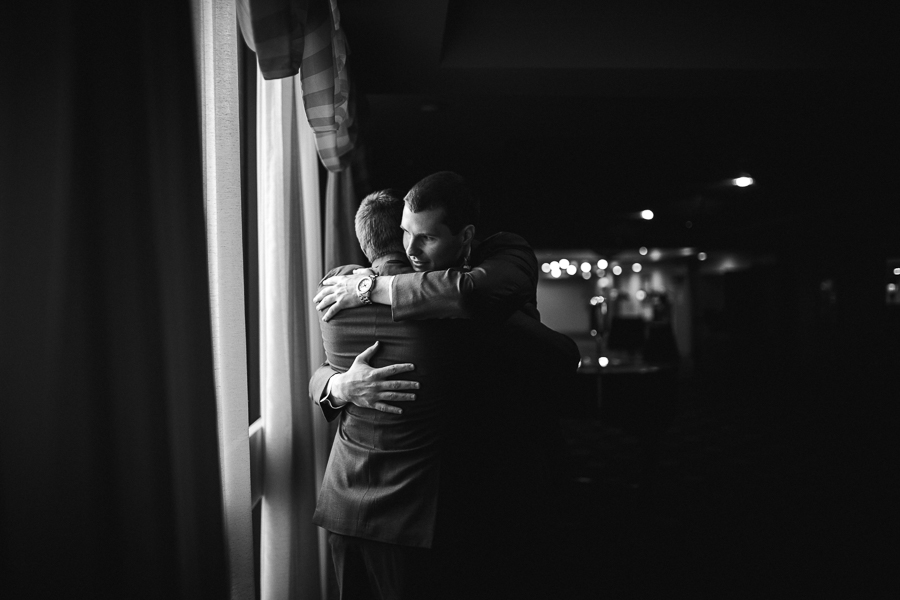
[
  {"left": 640, "top": 210, "right": 654, "bottom": 220},
  {"left": 551, "top": 268, "right": 561, "bottom": 278},
  {"left": 612, "top": 265, "right": 623, "bottom": 275},
  {"left": 733, "top": 176, "right": 754, "bottom": 187},
  {"left": 632, "top": 263, "right": 642, "bottom": 273},
  {"left": 566, "top": 264, "right": 577, "bottom": 276},
  {"left": 597, "top": 259, "right": 609, "bottom": 270},
  {"left": 599, "top": 356, "right": 609, "bottom": 367},
  {"left": 639, "top": 247, "right": 648, "bottom": 255},
  {"left": 541, "top": 263, "right": 551, "bottom": 273},
  {"left": 559, "top": 258, "right": 570, "bottom": 269},
  {"left": 581, "top": 261, "right": 591, "bottom": 272},
  {"left": 635, "top": 290, "right": 647, "bottom": 301}
]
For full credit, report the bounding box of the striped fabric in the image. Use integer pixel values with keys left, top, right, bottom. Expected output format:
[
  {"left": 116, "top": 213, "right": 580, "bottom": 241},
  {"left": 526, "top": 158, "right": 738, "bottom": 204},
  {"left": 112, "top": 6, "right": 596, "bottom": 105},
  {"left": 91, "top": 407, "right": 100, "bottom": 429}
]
[{"left": 238, "top": 0, "right": 355, "bottom": 172}]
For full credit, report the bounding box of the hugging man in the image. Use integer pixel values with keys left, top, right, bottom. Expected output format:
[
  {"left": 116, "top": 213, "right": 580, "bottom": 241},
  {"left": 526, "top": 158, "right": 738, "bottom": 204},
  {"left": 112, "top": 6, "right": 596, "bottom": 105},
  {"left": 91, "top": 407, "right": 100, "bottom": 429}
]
[{"left": 312, "top": 173, "right": 578, "bottom": 599}]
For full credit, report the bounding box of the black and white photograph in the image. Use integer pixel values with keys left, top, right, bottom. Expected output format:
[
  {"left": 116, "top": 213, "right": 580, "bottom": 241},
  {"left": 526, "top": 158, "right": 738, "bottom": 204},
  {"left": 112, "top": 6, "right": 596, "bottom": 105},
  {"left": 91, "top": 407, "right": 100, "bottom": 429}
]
[{"left": 2, "top": 1, "right": 897, "bottom": 599}]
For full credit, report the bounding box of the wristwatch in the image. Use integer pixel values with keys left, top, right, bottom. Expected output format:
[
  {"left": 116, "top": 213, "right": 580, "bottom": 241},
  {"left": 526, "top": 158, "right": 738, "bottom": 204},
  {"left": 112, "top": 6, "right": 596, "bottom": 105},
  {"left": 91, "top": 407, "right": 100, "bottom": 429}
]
[{"left": 356, "top": 274, "right": 377, "bottom": 305}]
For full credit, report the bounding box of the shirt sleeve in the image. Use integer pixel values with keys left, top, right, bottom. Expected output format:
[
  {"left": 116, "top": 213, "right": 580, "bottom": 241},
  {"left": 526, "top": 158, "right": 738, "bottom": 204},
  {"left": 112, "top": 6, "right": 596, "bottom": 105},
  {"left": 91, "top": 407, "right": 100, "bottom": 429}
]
[
  {"left": 309, "top": 362, "right": 344, "bottom": 422},
  {"left": 390, "top": 232, "right": 539, "bottom": 321}
]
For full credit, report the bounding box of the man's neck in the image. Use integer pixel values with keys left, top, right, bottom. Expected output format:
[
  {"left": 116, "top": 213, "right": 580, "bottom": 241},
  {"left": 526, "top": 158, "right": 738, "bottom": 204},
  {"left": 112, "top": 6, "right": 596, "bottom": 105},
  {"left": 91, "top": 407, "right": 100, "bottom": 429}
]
[{"left": 372, "top": 252, "right": 411, "bottom": 275}]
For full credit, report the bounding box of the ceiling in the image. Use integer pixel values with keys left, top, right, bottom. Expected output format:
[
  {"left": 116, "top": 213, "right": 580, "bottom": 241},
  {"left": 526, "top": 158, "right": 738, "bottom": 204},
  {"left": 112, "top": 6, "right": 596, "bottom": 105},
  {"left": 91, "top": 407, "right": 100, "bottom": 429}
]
[{"left": 339, "top": 1, "right": 899, "bottom": 252}]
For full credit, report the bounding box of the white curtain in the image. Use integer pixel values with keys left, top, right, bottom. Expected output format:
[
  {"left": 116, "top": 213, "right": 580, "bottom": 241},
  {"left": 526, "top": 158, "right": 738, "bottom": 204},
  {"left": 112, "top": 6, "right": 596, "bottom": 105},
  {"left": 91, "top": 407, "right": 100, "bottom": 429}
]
[
  {"left": 257, "top": 66, "right": 333, "bottom": 600},
  {"left": 192, "top": 0, "right": 255, "bottom": 598},
  {"left": 191, "top": 0, "right": 255, "bottom": 600}
]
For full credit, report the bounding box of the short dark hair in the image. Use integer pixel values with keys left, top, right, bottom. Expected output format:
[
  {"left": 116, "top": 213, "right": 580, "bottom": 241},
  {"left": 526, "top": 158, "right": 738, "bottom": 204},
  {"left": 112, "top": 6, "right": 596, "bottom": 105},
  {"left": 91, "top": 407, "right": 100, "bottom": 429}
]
[
  {"left": 355, "top": 190, "right": 405, "bottom": 262},
  {"left": 404, "top": 171, "right": 479, "bottom": 235}
]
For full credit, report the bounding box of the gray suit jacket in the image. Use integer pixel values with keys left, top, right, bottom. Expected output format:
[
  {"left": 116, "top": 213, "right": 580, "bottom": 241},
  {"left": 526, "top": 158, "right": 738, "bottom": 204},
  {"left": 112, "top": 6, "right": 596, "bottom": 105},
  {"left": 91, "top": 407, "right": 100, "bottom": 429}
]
[
  {"left": 311, "top": 236, "right": 580, "bottom": 549},
  {"left": 311, "top": 260, "right": 478, "bottom": 548}
]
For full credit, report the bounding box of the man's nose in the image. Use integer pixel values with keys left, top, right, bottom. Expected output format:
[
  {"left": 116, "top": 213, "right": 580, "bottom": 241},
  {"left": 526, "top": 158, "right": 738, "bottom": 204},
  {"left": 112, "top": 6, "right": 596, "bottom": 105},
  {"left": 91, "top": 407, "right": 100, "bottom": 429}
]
[{"left": 406, "top": 237, "right": 421, "bottom": 256}]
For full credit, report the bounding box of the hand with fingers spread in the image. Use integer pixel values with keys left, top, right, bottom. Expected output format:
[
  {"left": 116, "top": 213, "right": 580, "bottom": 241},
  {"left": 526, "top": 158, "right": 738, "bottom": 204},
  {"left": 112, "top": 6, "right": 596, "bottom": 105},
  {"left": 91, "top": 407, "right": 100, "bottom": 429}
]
[{"left": 328, "top": 342, "right": 418, "bottom": 414}]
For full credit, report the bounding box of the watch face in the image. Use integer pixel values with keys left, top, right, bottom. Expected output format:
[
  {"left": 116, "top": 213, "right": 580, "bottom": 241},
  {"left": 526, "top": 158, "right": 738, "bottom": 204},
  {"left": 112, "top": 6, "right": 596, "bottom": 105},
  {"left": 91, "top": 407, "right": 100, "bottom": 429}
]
[{"left": 358, "top": 277, "right": 373, "bottom": 293}]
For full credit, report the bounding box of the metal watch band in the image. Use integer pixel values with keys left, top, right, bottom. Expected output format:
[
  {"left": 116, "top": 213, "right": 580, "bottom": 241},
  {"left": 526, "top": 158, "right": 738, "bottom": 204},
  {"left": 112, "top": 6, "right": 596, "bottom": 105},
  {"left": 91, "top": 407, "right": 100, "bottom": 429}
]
[{"left": 357, "top": 274, "right": 377, "bottom": 305}]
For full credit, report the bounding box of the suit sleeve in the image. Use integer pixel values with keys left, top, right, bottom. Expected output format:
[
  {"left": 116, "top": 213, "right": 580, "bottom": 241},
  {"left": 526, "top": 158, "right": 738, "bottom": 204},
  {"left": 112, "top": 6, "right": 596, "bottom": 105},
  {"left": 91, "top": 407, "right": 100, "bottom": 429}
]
[
  {"left": 390, "top": 232, "right": 538, "bottom": 321},
  {"left": 309, "top": 362, "right": 344, "bottom": 422},
  {"left": 309, "top": 265, "right": 355, "bottom": 422},
  {"left": 503, "top": 311, "right": 581, "bottom": 378}
]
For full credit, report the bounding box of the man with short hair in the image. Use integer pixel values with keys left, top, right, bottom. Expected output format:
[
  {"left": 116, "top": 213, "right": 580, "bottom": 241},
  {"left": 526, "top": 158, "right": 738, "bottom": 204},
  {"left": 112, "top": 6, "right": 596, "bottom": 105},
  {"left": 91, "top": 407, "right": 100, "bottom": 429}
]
[
  {"left": 312, "top": 189, "right": 482, "bottom": 599},
  {"left": 313, "top": 173, "right": 579, "bottom": 598},
  {"left": 315, "top": 172, "right": 540, "bottom": 326}
]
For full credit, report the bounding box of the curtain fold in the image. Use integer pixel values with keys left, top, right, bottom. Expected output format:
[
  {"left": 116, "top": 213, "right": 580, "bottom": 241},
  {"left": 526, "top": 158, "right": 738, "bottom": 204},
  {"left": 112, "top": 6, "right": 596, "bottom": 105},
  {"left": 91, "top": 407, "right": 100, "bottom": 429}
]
[
  {"left": 238, "top": 0, "right": 356, "bottom": 171},
  {"left": 1, "top": 2, "right": 228, "bottom": 598},
  {"left": 257, "top": 66, "right": 332, "bottom": 600},
  {"left": 191, "top": 1, "right": 256, "bottom": 598},
  {"left": 240, "top": 3, "right": 359, "bottom": 597}
]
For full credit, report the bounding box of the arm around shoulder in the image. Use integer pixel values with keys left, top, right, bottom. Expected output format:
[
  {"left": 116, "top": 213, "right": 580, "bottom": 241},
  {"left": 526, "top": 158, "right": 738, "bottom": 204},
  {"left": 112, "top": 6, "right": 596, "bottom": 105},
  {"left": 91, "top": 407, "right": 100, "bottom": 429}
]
[{"left": 391, "top": 232, "right": 538, "bottom": 321}]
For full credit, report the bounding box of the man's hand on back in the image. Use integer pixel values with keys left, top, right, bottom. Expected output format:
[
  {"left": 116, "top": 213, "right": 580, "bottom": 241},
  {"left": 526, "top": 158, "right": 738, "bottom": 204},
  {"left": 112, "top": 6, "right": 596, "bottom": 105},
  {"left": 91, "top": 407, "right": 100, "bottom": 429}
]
[{"left": 329, "top": 342, "right": 418, "bottom": 414}]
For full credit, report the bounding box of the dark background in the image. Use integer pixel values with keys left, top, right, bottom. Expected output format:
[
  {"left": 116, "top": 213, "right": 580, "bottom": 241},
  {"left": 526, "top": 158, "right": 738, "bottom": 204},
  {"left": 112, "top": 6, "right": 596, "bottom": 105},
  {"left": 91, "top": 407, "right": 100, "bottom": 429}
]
[
  {"left": 336, "top": 2, "right": 898, "bottom": 595},
  {"left": 340, "top": 0, "right": 898, "bottom": 250}
]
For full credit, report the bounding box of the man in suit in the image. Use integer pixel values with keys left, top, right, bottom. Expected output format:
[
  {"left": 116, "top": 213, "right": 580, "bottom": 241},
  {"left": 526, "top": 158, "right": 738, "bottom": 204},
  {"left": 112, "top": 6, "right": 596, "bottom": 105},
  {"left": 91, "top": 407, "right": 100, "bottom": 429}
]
[
  {"left": 312, "top": 190, "right": 479, "bottom": 599},
  {"left": 313, "top": 173, "right": 579, "bottom": 598}
]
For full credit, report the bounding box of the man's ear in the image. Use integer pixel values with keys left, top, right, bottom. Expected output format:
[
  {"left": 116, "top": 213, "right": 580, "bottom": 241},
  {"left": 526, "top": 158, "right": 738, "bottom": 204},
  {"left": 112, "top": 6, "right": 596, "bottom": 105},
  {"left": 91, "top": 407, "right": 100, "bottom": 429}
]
[{"left": 460, "top": 224, "right": 475, "bottom": 245}]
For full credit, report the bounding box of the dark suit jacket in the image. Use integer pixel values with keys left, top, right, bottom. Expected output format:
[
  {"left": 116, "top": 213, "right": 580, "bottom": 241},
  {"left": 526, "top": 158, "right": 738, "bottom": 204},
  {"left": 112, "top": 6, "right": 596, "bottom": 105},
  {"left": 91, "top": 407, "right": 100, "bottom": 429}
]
[
  {"left": 310, "top": 234, "right": 580, "bottom": 549},
  {"left": 310, "top": 232, "right": 542, "bottom": 418},
  {"left": 311, "top": 260, "right": 479, "bottom": 548}
]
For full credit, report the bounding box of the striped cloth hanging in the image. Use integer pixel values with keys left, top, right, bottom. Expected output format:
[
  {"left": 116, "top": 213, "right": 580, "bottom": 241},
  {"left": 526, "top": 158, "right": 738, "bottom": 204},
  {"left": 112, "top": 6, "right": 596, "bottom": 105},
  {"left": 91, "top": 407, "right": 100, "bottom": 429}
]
[{"left": 238, "top": 0, "right": 355, "bottom": 172}]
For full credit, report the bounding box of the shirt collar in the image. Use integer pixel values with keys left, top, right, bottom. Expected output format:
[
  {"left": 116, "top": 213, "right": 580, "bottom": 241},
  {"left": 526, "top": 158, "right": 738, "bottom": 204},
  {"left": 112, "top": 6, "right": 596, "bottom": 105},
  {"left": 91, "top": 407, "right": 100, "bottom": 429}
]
[{"left": 372, "top": 252, "right": 410, "bottom": 273}]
